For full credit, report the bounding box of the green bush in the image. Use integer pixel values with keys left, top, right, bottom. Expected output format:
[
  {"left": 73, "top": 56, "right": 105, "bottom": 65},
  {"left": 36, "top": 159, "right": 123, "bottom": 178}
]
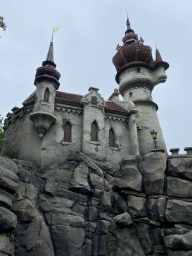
[{"left": 0, "top": 16, "right": 6, "bottom": 31}]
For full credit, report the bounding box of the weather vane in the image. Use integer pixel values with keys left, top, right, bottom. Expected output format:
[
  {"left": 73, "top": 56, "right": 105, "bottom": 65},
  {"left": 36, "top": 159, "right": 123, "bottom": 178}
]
[
  {"left": 51, "top": 26, "right": 60, "bottom": 42},
  {"left": 126, "top": 10, "right": 129, "bottom": 18}
]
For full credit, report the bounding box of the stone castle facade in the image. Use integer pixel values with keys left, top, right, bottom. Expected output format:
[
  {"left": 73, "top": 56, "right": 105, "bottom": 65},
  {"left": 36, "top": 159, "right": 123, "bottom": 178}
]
[{"left": 2, "top": 17, "right": 169, "bottom": 168}]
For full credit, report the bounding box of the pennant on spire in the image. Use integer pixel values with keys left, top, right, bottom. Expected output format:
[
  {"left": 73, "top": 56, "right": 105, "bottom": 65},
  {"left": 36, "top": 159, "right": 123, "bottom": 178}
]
[{"left": 53, "top": 26, "right": 60, "bottom": 33}]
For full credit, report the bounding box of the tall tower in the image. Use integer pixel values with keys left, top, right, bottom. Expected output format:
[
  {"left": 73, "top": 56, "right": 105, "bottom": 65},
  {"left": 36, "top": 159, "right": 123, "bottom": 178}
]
[
  {"left": 30, "top": 38, "right": 61, "bottom": 138},
  {"left": 112, "top": 17, "right": 169, "bottom": 156}
]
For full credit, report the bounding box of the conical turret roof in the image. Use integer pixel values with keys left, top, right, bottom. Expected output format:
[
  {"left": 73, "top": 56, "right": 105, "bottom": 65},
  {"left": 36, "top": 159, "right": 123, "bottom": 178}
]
[
  {"left": 112, "top": 16, "right": 169, "bottom": 83},
  {"left": 46, "top": 41, "right": 54, "bottom": 62},
  {"left": 34, "top": 40, "right": 61, "bottom": 89}
]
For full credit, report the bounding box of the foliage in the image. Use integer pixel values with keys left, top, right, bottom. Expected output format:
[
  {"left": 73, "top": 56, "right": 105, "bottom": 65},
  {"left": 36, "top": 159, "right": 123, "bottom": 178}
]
[
  {"left": 37, "top": 168, "right": 44, "bottom": 174},
  {"left": 0, "top": 115, "right": 4, "bottom": 152},
  {"left": 0, "top": 16, "right": 6, "bottom": 31}
]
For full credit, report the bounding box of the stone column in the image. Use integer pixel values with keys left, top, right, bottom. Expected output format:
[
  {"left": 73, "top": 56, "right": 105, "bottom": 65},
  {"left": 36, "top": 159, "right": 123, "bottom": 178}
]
[
  {"left": 81, "top": 87, "right": 106, "bottom": 161},
  {"left": 129, "top": 110, "right": 140, "bottom": 156}
]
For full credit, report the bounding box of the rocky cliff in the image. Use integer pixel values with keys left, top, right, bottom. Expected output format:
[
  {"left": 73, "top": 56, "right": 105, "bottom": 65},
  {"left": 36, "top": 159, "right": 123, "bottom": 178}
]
[{"left": 0, "top": 151, "right": 192, "bottom": 256}]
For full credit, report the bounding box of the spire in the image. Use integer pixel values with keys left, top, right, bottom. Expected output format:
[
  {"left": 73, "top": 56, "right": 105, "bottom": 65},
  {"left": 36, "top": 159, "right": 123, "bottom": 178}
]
[
  {"left": 125, "top": 12, "right": 134, "bottom": 34},
  {"left": 122, "top": 14, "right": 138, "bottom": 45},
  {"left": 46, "top": 41, "right": 54, "bottom": 63},
  {"left": 43, "top": 32, "right": 56, "bottom": 67},
  {"left": 34, "top": 29, "right": 61, "bottom": 89},
  {"left": 155, "top": 48, "right": 163, "bottom": 62},
  {"left": 43, "top": 27, "right": 59, "bottom": 67},
  {"left": 126, "top": 16, "right": 132, "bottom": 32}
]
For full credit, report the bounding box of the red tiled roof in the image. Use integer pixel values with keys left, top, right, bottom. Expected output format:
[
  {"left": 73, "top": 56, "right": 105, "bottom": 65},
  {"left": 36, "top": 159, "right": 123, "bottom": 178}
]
[
  {"left": 105, "top": 101, "right": 127, "bottom": 113},
  {"left": 23, "top": 92, "right": 36, "bottom": 105},
  {"left": 56, "top": 91, "right": 83, "bottom": 104},
  {"left": 23, "top": 91, "right": 127, "bottom": 114}
]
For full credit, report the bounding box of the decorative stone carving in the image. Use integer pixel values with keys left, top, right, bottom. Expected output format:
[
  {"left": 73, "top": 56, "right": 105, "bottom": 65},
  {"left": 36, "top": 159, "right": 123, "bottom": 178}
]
[{"left": 30, "top": 111, "right": 56, "bottom": 138}]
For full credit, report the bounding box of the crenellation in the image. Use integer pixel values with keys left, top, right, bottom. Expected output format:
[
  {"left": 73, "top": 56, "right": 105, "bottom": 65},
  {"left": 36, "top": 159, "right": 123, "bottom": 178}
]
[
  {"left": 170, "top": 148, "right": 180, "bottom": 155},
  {"left": 184, "top": 147, "right": 192, "bottom": 155}
]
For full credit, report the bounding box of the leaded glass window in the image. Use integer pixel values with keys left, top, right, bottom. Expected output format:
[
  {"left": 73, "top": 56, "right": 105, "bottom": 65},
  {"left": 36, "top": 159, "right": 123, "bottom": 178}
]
[
  {"left": 64, "top": 122, "right": 71, "bottom": 142},
  {"left": 109, "top": 128, "right": 115, "bottom": 147},
  {"left": 91, "top": 121, "right": 98, "bottom": 141},
  {"left": 44, "top": 88, "right": 49, "bottom": 102}
]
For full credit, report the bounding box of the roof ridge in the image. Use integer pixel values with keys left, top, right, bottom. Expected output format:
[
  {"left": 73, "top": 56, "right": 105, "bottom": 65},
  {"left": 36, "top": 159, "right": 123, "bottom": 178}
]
[
  {"left": 56, "top": 91, "right": 83, "bottom": 97},
  {"left": 22, "top": 91, "right": 36, "bottom": 105}
]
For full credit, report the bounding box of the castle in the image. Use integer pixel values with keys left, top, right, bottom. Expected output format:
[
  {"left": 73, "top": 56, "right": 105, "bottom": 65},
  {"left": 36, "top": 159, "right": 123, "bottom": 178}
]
[
  {"left": 2, "top": 17, "right": 169, "bottom": 168},
  {"left": 2, "top": 16, "right": 192, "bottom": 256}
]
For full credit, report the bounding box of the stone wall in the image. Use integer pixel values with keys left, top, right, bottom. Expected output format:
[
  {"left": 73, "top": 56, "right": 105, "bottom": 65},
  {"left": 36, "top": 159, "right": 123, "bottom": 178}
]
[
  {"left": 1, "top": 151, "right": 192, "bottom": 255},
  {"left": 2, "top": 101, "right": 131, "bottom": 169},
  {"left": 2, "top": 107, "right": 42, "bottom": 165},
  {"left": 104, "top": 117, "right": 130, "bottom": 168}
]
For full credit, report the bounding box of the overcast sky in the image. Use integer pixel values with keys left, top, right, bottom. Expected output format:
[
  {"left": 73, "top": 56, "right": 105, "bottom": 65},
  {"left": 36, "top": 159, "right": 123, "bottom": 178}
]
[{"left": 0, "top": 0, "right": 192, "bottom": 154}]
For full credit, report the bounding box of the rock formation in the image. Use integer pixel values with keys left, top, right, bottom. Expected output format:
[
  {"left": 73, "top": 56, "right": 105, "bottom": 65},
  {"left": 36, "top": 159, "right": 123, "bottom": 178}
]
[{"left": 0, "top": 152, "right": 192, "bottom": 255}]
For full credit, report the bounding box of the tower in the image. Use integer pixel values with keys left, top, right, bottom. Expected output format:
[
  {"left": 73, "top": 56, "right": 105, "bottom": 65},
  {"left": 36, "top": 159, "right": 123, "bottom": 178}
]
[
  {"left": 30, "top": 37, "right": 61, "bottom": 138},
  {"left": 112, "top": 17, "right": 169, "bottom": 156}
]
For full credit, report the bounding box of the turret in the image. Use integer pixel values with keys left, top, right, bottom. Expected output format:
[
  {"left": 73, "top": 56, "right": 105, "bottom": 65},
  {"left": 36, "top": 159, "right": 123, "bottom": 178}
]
[
  {"left": 30, "top": 36, "right": 61, "bottom": 138},
  {"left": 112, "top": 16, "right": 169, "bottom": 155}
]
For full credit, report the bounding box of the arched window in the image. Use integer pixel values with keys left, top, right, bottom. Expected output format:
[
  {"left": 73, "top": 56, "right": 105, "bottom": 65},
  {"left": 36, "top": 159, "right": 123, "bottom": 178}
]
[
  {"left": 109, "top": 128, "right": 115, "bottom": 147},
  {"left": 44, "top": 88, "right": 49, "bottom": 102},
  {"left": 91, "top": 121, "right": 98, "bottom": 141},
  {"left": 64, "top": 122, "right": 71, "bottom": 142}
]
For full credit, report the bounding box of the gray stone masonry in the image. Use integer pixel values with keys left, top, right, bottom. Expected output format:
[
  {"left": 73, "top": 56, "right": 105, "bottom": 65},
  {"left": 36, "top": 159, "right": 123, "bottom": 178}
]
[
  {"left": 2, "top": 88, "right": 137, "bottom": 170},
  {"left": 0, "top": 152, "right": 192, "bottom": 255}
]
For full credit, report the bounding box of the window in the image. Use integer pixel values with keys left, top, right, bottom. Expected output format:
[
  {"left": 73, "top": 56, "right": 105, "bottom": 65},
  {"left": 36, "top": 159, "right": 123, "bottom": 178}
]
[
  {"left": 91, "top": 96, "right": 98, "bottom": 105},
  {"left": 109, "top": 128, "right": 115, "bottom": 147},
  {"left": 137, "top": 68, "right": 141, "bottom": 73},
  {"left": 64, "top": 122, "right": 71, "bottom": 142},
  {"left": 44, "top": 88, "right": 49, "bottom": 102},
  {"left": 129, "top": 92, "right": 132, "bottom": 97},
  {"left": 91, "top": 121, "right": 98, "bottom": 141}
]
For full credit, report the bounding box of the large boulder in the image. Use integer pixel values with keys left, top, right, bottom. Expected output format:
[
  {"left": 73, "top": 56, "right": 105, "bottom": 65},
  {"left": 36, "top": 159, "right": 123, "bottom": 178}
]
[
  {"left": 113, "top": 212, "right": 133, "bottom": 227},
  {"left": 167, "top": 177, "right": 192, "bottom": 198},
  {"left": 113, "top": 156, "right": 142, "bottom": 192},
  {"left": 0, "top": 235, "right": 14, "bottom": 256},
  {"left": 115, "top": 226, "right": 145, "bottom": 256},
  {"left": 112, "top": 192, "right": 128, "bottom": 215},
  {"left": 69, "top": 165, "right": 91, "bottom": 194},
  {"left": 162, "top": 224, "right": 192, "bottom": 250},
  {"left": 165, "top": 199, "right": 192, "bottom": 225},
  {"left": 42, "top": 167, "right": 72, "bottom": 191},
  {"left": 140, "top": 152, "right": 166, "bottom": 195},
  {"left": 22, "top": 216, "right": 55, "bottom": 256},
  {"left": 148, "top": 196, "right": 166, "bottom": 222},
  {"left": 51, "top": 225, "right": 85, "bottom": 256},
  {"left": 136, "top": 223, "right": 153, "bottom": 255},
  {"left": 128, "top": 195, "right": 147, "bottom": 218},
  {"left": 0, "top": 156, "right": 18, "bottom": 174},
  {"left": 0, "top": 207, "right": 17, "bottom": 231},
  {"left": 167, "top": 157, "right": 192, "bottom": 180}
]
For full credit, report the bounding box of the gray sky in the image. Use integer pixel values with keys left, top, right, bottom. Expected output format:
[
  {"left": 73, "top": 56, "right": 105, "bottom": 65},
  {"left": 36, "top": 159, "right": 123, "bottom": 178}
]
[{"left": 0, "top": 0, "right": 192, "bottom": 154}]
